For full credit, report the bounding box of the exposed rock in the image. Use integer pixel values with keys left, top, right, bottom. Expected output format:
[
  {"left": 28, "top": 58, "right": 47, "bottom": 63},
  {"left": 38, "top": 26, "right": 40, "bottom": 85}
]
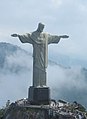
[{"left": 3, "top": 99, "right": 87, "bottom": 119}]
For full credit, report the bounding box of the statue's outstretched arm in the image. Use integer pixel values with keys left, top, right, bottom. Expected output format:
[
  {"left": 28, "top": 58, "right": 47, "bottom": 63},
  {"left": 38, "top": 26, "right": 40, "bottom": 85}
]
[
  {"left": 48, "top": 34, "right": 69, "bottom": 44},
  {"left": 59, "top": 35, "right": 69, "bottom": 39},
  {"left": 11, "top": 33, "right": 33, "bottom": 44},
  {"left": 11, "top": 34, "right": 19, "bottom": 37}
]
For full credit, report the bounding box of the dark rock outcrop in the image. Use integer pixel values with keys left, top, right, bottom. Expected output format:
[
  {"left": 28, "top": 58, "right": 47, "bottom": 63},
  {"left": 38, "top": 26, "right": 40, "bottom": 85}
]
[{"left": 3, "top": 99, "right": 87, "bottom": 119}]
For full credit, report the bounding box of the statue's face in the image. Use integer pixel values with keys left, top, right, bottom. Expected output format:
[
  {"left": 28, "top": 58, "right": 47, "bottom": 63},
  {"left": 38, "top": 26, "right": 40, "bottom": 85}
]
[{"left": 38, "top": 23, "right": 45, "bottom": 33}]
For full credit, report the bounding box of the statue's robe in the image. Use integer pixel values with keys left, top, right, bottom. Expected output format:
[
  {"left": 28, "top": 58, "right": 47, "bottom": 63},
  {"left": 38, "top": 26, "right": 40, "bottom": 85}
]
[{"left": 18, "top": 31, "right": 61, "bottom": 87}]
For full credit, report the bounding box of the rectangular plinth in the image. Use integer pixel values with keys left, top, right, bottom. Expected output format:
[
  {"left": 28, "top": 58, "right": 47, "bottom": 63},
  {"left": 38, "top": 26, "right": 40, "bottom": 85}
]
[{"left": 28, "top": 86, "right": 50, "bottom": 105}]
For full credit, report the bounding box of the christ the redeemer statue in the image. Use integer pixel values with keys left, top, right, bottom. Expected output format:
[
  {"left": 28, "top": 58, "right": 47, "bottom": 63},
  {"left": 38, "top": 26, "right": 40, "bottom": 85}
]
[{"left": 11, "top": 23, "right": 69, "bottom": 87}]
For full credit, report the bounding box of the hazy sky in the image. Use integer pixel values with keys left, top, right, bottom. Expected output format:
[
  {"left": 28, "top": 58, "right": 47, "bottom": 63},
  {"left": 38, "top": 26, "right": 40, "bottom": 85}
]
[{"left": 0, "top": 0, "right": 87, "bottom": 61}]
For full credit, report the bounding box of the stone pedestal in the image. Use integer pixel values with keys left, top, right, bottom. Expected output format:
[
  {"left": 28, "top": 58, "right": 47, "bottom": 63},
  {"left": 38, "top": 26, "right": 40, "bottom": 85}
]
[{"left": 28, "top": 86, "right": 50, "bottom": 105}]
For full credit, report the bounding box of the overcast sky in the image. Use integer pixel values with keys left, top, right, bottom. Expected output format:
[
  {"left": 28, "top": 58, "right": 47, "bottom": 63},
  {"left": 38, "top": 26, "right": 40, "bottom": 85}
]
[{"left": 0, "top": 0, "right": 87, "bottom": 61}]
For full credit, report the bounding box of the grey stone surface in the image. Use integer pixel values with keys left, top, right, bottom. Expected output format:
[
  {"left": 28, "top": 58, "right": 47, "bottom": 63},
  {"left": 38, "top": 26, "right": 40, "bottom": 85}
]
[
  {"left": 11, "top": 23, "right": 69, "bottom": 87},
  {"left": 28, "top": 86, "right": 50, "bottom": 105}
]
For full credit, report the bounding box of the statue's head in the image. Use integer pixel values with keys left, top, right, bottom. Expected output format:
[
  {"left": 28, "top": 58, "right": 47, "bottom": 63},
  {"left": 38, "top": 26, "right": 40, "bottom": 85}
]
[{"left": 37, "top": 23, "right": 45, "bottom": 33}]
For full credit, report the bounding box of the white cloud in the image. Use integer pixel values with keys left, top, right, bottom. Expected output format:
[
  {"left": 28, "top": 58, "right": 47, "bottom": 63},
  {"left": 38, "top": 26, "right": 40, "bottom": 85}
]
[
  {"left": 51, "top": 0, "right": 62, "bottom": 8},
  {"left": 47, "top": 64, "right": 87, "bottom": 106},
  {"left": 0, "top": 44, "right": 87, "bottom": 108},
  {"left": 1, "top": 59, "right": 87, "bottom": 108},
  {"left": 0, "top": 49, "right": 33, "bottom": 107}
]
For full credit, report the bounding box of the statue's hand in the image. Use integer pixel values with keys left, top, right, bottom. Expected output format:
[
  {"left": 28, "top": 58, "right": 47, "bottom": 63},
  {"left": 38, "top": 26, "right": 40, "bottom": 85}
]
[
  {"left": 11, "top": 34, "right": 18, "bottom": 37},
  {"left": 60, "top": 35, "right": 69, "bottom": 39}
]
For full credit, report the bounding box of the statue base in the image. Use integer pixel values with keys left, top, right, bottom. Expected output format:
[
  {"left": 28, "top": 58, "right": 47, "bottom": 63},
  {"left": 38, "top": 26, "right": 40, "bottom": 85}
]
[{"left": 28, "top": 86, "right": 50, "bottom": 105}]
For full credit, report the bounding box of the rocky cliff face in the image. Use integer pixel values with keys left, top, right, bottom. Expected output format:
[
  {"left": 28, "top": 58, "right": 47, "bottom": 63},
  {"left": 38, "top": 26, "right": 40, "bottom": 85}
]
[{"left": 3, "top": 99, "right": 87, "bottom": 119}]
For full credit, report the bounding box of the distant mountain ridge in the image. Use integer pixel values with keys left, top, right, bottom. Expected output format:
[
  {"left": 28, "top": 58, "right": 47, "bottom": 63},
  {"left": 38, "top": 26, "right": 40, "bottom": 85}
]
[
  {"left": 0, "top": 42, "right": 68, "bottom": 72},
  {"left": 0, "top": 42, "right": 32, "bottom": 73},
  {"left": 0, "top": 42, "right": 87, "bottom": 73}
]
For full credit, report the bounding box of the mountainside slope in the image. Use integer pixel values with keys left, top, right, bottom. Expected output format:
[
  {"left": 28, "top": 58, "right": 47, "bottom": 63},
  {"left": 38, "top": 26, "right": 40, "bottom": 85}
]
[{"left": 0, "top": 42, "right": 32, "bottom": 73}]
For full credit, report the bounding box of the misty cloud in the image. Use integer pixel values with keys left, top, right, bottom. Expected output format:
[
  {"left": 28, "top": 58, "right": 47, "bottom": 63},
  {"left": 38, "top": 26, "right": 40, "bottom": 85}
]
[
  {"left": 0, "top": 43, "right": 33, "bottom": 107},
  {"left": 48, "top": 65, "right": 87, "bottom": 107},
  {"left": 0, "top": 43, "right": 87, "bottom": 109}
]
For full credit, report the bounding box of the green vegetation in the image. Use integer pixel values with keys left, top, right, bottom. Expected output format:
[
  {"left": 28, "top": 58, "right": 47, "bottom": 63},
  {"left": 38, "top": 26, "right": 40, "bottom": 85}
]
[
  {"left": 0, "top": 100, "right": 10, "bottom": 118},
  {"left": 0, "top": 107, "right": 5, "bottom": 119}
]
